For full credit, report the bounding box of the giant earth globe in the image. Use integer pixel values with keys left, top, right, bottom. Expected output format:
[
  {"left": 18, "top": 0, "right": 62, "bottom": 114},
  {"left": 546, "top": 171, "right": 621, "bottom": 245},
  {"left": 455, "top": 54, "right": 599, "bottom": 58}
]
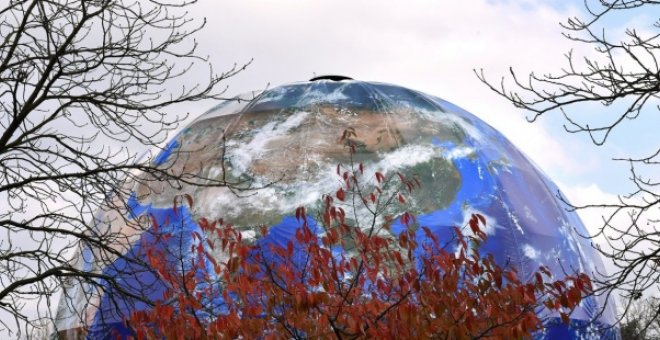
[{"left": 55, "top": 77, "right": 618, "bottom": 339}]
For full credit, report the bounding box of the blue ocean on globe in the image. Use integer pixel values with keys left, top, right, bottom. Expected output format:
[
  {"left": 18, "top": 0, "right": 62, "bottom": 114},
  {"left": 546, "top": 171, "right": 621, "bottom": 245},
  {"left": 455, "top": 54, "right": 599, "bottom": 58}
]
[{"left": 55, "top": 78, "right": 619, "bottom": 339}]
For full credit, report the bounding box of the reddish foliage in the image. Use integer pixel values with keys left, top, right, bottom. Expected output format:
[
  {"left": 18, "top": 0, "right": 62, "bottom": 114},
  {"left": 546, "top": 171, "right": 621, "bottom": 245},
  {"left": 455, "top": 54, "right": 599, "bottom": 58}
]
[
  {"left": 125, "top": 131, "right": 592, "bottom": 339},
  {"left": 128, "top": 218, "right": 590, "bottom": 339}
]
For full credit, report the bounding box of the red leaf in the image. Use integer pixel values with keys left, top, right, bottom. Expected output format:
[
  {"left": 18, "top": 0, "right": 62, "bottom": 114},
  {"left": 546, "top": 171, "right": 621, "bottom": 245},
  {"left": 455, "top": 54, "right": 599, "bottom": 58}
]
[
  {"left": 469, "top": 215, "right": 480, "bottom": 234},
  {"left": 184, "top": 193, "right": 194, "bottom": 208},
  {"left": 150, "top": 214, "right": 159, "bottom": 232},
  {"left": 295, "top": 207, "right": 306, "bottom": 221},
  {"left": 402, "top": 213, "right": 410, "bottom": 226},
  {"left": 422, "top": 226, "right": 438, "bottom": 244},
  {"left": 287, "top": 241, "right": 294, "bottom": 256},
  {"left": 227, "top": 258, "right": 239, "bottom": 273},
  {"left": 505, "top": 270, "right": 518, "bottom": 283},
  {"left": 540, "top": 266, "right": 551, "bottom": 277},
  {"left": 535, "top": 272, "right": 543, "bottom": 286},
  {"left": 476, "top": 213, "right": 486, "bottom": 225},
  {"left": 375, "top": 171, "right": 385, "bottom": 183},
  {"left": 336, "top": 188, "right": 345, "bottom": 201},
  {"left": 452, "top": 226, "right": 464, "bottom": 239}
]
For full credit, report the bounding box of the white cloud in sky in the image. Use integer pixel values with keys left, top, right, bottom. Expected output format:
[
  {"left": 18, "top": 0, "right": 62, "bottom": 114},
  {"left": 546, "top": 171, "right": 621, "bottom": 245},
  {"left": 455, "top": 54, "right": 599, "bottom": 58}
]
[
  {"left": 555, "top": 181, "right": 659, "bottom": 303},
  {"left": 558, "top": 182, "right": 621, "bottom": 239}
]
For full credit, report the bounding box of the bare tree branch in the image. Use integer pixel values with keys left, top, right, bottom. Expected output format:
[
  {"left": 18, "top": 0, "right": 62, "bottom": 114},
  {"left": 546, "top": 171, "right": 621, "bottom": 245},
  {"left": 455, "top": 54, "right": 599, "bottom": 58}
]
[
  {"left": 0, "top": 0, "right": 251, "bottom": 337},
  {"left": 478, "top": 0, "right": 660, "bottom": 332}
]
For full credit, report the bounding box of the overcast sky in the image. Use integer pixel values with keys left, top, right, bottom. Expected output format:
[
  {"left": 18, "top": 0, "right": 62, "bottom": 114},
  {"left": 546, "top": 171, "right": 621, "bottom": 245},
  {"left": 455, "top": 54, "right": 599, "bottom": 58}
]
[{"left": 170, "top": 0, "right": 657, "bottom": 234}]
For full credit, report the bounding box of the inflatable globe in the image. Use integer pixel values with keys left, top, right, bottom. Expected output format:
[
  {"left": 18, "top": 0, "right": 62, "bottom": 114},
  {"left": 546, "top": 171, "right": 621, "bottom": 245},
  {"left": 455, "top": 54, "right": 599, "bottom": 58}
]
[{"left": 55, "top": 77, "right": 618, "bottom": 338}]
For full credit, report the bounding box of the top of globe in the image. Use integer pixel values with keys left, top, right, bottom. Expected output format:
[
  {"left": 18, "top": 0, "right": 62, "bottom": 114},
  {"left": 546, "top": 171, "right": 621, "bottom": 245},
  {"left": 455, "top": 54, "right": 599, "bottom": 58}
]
[{"left": 55, "top": 79, "right": 618, "bottom": 339}]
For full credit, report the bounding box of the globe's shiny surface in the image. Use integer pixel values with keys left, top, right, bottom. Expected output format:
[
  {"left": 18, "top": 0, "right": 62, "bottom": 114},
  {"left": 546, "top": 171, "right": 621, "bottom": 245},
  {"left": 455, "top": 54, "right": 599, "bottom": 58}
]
[{"left": 55, "top": 79, "right": 618, "bottom": 338}]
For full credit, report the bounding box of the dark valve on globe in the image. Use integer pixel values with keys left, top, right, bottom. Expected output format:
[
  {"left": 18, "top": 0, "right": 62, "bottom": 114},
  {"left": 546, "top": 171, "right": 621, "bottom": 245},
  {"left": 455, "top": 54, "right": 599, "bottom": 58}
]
[{"left": 309, "top": 75, "right": 354, "bottom": 81}]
